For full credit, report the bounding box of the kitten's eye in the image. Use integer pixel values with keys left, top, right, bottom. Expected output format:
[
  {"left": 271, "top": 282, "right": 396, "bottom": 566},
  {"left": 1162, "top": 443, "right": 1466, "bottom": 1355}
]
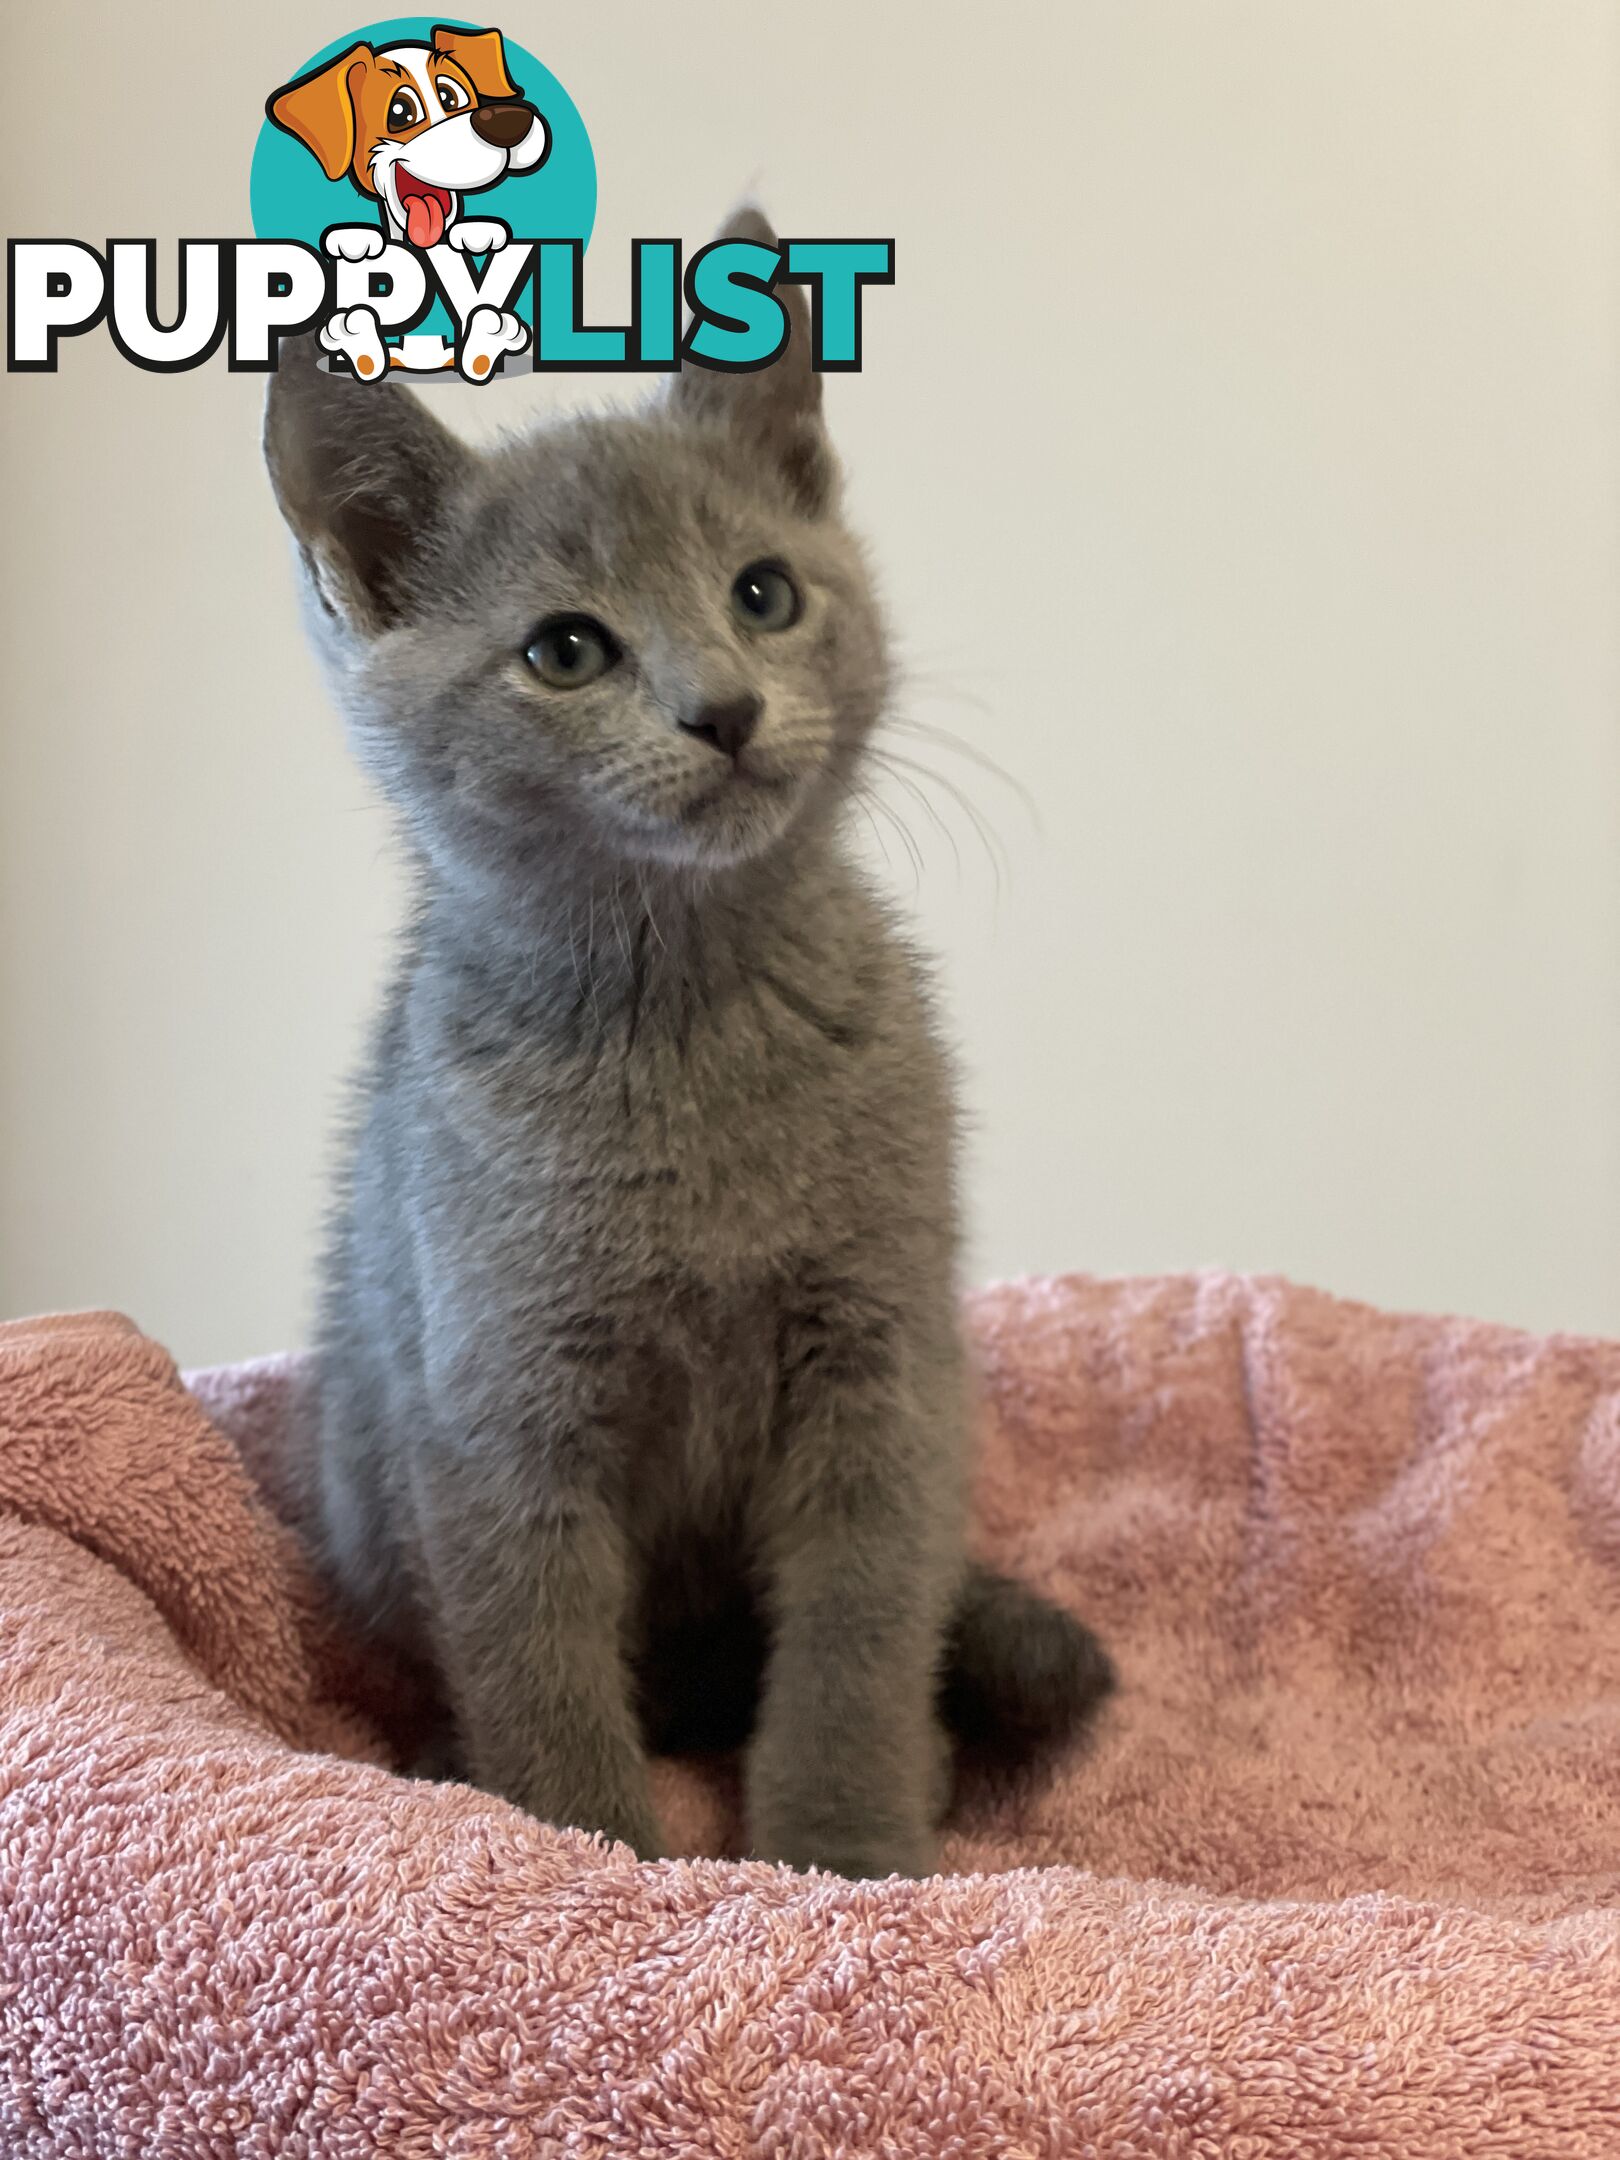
[
  {"left": 386, "top": 88, "right": 424, "bottom": 131},
  {"left": 435, "top": 74, "right": 470, "bottom": 113},
  {"left": 523, "top": 616, "right": 619, "bottom": 690},
  {"left": 731, "top": 561, "right": 801, "bottom": 633}
]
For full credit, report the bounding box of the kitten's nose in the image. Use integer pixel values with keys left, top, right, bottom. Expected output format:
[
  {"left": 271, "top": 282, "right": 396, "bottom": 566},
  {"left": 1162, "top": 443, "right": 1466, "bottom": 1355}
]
[{"left": 680, "top": 693, "right": 761, "bottom": 762}]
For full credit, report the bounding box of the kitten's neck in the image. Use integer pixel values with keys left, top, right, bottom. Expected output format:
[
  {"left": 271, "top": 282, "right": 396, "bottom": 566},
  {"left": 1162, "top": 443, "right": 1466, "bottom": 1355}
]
[{"left": 413, "top": 813, "right": 863, "bottom": 1036}]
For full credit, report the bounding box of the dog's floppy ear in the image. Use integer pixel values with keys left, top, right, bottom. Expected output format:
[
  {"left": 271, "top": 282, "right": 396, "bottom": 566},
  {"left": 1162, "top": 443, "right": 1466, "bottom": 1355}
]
[
  {"left": 431, "top": 23, "right": 518, "bottom": 101},
  {"left": 666, "top": 205, "right": 836, "bottom": 518},
  {"left": 267, "top": 44, "right": 371, "bottom": 182},
  {"left": 264, "top": 339, "right": 473, "bottom": 635}
]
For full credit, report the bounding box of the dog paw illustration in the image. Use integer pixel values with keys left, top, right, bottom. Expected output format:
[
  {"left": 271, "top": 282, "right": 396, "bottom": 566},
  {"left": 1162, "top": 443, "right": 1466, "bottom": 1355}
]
[
  {"left": 445, "top": 218, "right": 510, "bottom": 257},
  {"left": 323, "top": 226, "right": 387, "bottom": 264},
  {"left": 457, "top": 305, "right": 529, "bottom": 382},
  {"left": 319, "top": 305, "right": 389, "bottom": 381}
]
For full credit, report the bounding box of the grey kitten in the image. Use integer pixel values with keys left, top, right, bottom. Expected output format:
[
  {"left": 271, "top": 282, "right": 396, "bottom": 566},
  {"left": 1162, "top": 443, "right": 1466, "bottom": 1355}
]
[{"left": 265, "top": 207, "right": 1110, "bottom": 1878}]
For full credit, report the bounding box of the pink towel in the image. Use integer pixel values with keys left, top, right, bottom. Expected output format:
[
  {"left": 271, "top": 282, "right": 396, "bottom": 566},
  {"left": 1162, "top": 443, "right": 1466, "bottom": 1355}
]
[{"left": 2, "top": 1274, "right": 1619, "bottom": 2155}]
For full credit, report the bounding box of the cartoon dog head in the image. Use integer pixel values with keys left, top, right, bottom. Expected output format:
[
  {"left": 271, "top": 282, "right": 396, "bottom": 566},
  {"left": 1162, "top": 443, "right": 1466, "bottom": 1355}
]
[{"left": 268, "top": 24, "right": 549, "bottom": 248}]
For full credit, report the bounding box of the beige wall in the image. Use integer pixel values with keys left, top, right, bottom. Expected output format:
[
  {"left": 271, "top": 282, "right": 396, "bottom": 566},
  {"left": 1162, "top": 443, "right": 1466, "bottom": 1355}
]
[{"left": 3, "top": 0, "right": 1617, "bottom": 1364}]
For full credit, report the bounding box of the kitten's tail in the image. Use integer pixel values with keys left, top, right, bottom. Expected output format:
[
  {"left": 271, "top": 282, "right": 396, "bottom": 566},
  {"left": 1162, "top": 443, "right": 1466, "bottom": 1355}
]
[{"left": 941, "top": 1563, "right": 1116, "bottom": 1766}]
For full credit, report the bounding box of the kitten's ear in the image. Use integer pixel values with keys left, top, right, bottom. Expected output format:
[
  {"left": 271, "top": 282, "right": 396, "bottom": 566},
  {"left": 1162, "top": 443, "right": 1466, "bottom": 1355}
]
[
  {"left": 263, "top": 339, "right": 472, "bottom": 633},
  {"left": 666, "top": 205, "right": 837, "bottom": 516}
]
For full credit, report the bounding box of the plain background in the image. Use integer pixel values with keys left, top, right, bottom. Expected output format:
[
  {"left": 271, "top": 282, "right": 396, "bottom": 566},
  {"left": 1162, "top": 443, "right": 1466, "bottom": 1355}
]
[{"left": 3, "top": 1, "right": 1617, "bottom": 1366}]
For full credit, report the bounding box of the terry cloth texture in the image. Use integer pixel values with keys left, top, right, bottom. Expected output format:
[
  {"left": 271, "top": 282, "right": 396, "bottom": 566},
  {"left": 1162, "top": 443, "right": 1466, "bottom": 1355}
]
[{"left": 0, "top": 1274, "right": 1618, "bottom": 2155}]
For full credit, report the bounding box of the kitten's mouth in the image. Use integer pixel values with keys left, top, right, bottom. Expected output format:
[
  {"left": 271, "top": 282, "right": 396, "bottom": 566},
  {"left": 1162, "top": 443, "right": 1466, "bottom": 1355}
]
[
  {"left": 681, "top": 768, "right": 794, "bottom": 822},
  {"left": 393, "top": 170, "right": 455, "bottom": 249}
]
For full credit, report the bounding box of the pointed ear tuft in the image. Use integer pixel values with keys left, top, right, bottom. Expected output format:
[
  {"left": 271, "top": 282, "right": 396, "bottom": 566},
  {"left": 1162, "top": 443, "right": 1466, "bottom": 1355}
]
[
  {"left": 666, "top": 204, "right": 837, "bottom": 517},
  {"left": 715, "top": 202, "right": 778, "bottom": 254},
  {"left": 263, "top": 339, "right": 472, "bottom": 634}
]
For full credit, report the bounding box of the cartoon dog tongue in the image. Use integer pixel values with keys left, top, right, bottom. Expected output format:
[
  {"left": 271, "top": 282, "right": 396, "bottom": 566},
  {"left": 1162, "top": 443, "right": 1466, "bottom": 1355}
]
[{"left": 404, "top": 189, "right": 447, "bottom": 249}]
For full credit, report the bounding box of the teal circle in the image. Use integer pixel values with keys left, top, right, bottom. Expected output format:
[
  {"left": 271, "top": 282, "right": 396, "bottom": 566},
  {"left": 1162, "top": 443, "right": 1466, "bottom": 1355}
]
[{"left": 250, "top": 17, "right": 594, "bottom": 352}]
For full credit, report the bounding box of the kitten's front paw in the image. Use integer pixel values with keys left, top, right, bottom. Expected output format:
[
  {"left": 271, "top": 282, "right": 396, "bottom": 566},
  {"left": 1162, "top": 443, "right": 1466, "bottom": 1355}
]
[
  {"left": 754, "top": 1816, "right": 939, "bottom": 1881},
  {"left": 508, "top": 1778, "right": 664, "bottom": 1863}
]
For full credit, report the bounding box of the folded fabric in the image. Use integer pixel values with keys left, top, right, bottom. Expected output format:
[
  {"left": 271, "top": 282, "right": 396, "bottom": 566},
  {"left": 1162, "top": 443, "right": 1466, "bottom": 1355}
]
[{"left": 0, "top": 1274, "right": 1617, "bottom": 2156}]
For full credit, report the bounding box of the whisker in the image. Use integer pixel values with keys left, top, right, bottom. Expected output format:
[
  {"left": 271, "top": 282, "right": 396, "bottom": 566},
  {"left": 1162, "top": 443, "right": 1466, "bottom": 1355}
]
[
  {"left": 896, "top": 670, "right": 993, "bottom": 718},
  {"left": 877, "top": 763, "right": 962, "bottom": 883},
  {"left": 574, "top": 894, "right": 591, "bottom": 1010},
  {"left": 875, "top": 795, "right": 926, "bottom": 889},
  {"left": 853, "top": 784, "right": 924, "bottom": 891},
  {"left": 635, "top": 865, "right": 668, "bottom": 960},
  {"left": 848, "top": 790, "right": 895, "bottom": 871},
  {"left": 883, "top": 712, "right": 1042, "bottom": 837},
  {"left": 585, "top": 890, "right": 606, "bottom": 1035},
  {"left": 608, "top": 883, "right": 634, "bottom": 982},
  {"left": 866, "top": 748, "right": 1009, "bottom": 902}
]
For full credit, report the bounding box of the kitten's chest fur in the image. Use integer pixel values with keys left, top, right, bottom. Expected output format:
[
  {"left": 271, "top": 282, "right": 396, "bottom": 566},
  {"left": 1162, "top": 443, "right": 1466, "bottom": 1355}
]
[
  {"left": 444, "top": 994, "right": 846, "bottom": 1266},
  {"left": 412, "top": 868, "right": 942, "bottom": 1271},
  {"left": 342, "top": 856, "right": 957, "bottom": 1548}
]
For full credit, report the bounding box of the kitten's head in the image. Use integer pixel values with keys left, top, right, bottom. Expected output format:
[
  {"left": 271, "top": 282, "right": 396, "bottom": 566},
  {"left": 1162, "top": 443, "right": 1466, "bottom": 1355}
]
[{"left": 265, "top": 208, "right": 888, "bottom": 888}]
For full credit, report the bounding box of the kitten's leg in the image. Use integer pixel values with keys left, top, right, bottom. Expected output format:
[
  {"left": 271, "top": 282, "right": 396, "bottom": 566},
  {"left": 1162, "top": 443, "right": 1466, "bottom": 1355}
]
[
  {"left": 749, "top": 1303, "right": 964, "bottom": 1880},
  {"left": 411, "top": 1446, "right": 661, "bottom": 1858}
]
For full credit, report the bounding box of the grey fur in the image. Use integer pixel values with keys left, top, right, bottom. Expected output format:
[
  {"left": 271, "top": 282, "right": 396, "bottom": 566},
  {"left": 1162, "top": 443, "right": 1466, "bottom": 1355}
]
[{"left": 265, "top": 208, "right": 1110, "bottom": 1877}]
